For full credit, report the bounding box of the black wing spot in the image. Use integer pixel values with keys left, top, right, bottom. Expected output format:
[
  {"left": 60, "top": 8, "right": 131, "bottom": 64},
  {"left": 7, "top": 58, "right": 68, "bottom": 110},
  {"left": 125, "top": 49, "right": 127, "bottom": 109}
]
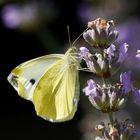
[{"left": 30, "top": 79, "right": 36, "bottom": 85}]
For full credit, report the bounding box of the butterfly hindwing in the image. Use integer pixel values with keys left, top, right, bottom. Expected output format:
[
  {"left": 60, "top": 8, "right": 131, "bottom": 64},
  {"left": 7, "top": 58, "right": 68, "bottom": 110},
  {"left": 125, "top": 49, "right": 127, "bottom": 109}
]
[{"left": 33, "top": 49, "right": 80, "bottom": 122}]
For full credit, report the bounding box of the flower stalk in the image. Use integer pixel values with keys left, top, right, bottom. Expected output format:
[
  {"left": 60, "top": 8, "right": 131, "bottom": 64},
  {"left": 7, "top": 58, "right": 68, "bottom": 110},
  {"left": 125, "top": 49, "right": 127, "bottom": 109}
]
[
  {"left": 108, "top": 111, "right": 114, "bottom": 127},
  {"left": 80, "top": 18, "right": 140, "bottom": 140}
]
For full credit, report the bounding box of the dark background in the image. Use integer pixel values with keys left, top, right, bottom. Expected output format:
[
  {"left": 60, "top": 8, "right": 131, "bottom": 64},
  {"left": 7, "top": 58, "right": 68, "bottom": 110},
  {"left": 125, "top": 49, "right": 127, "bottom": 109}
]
[{"left": 1, "top": 0, "right": 140, "bottom": 140}]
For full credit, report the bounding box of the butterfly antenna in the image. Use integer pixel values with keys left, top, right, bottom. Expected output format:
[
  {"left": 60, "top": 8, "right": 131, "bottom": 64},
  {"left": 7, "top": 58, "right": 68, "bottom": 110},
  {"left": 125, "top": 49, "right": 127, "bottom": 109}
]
[
  {"left": 67, "top": 26, "right": 72, "bottom": 47},
  {"left": 72, "top": 27, "right": 89, "bottom": 46}
]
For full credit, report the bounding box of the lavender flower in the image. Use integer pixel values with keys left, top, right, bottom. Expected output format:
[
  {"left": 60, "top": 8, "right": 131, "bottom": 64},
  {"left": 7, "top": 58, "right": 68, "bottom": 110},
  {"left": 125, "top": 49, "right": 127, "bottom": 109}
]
[
  {"left": 79, "top": 47, "right": 102, "bottom": 76},
  {"left": 83, "top": 18, "right": 119, "bottom": 49},
  {"left": 133, "top": 89, "right": 140, "bottom": 106},
  {"left": 1, "top": 3, "right": 42, "bottom": 30},
  {"left": 1, "top": 2, "right": 53, "bottom": 30},
  {"left": 83, "top": 79, "right": 126, "bottom": 113},
  {"left": 79, "top": 43, "right": 128, "bottom": 77},
  {"left": 120, "top": 71, "right": 133, "bottom": 93},
  {"left": 117, "top": 18, "right": 140, "bottom": 69},
  {"left": 136, "top": 50, "right": 140, "bottom": 68},
  {"left": 81, "top": 18, "right": 140, "bottom": 140},
  {"left": 83, "top": 71, "right": 140, "bottom": 113},
  {"left": 95, "top": 119, "right": 139, "bottom": 140},
  {"left": 83, "top": 80, "right": 98, "bottom": 96},
  {"left": 104, "top": 44, "right": 116, "bottom": 60},
  {"left": 79, "top": 46, "right": 111, "bottom": 77},
  {"left": 104, "top": 43, "right": 129, "bottom": 75},
  {"left": 80, "top": 19, "right": 129, "bottom": 78},
  {"left": 120, "top": 71, "right": 140, "bottom": 106},
  {"left": 2, "top": 5, "right": 21, "bottom": 29},
  {"left": 104, "top": 43, "right": 129, "bottom": 64},
  {"left": 118, "top": 43, "right": 129, "bottom": 63}
]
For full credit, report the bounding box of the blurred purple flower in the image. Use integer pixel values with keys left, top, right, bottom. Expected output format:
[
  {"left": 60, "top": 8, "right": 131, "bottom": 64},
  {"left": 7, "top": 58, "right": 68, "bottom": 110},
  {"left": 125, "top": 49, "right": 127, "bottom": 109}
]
[
  {"left": 120, "top": 71, "right": 140, "bottom": 105},
  {"left": 117, "top": 18, "right": 140, "bottom": 48},
  {"left": 133, "top": 88, "right": 140, "bottom": 105},
  {"left": 117, "top": 18, "right": 140, "bottom": 68},
  {"left": 136, "top": 50, "right": 140, "bottom": 68},
  {"left": 77, "top": 2, "right": 94, "bottom": 24},
  {"left": 118, "top": 43, "right": 129, "bottom": 63},
  {"left": 2, "top": 5, "right": 22, "bottom": 28},
  {"left": 2, "top": 4, "right": 39, "bottom": 29},
  {"left": 120, "top": 71, "right": 133, "bottom": 93},
  {"left": 1, "top": 2, "right": 54, "bottom": 30},
  {"left": 77, "top": 0, "right": 128, "bottom": 24}
]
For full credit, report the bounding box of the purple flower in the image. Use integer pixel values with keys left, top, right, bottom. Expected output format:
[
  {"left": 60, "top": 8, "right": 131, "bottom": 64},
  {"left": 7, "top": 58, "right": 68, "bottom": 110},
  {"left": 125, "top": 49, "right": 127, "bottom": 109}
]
[
  {"left": 79, "top": 47, "right": 90, "bottom": 61},
  {"left": 83, "top": 71, "right": 140, "bottom": 113},
  {"left": 79, "top": 42, "right": 129, "bottom": 78},
  {"left": 83, "top": 79, "right": 98, "bottom": 96},
  {"left": 136, "top": 50, "right": 140, "bottom": 68},
  {"left": 83, "top": 18, "right": 119, "bottom": 48},
  {"left": 79, "top": 47, "right": 96, "bottom": 72},
  {"left": 2, "top": 5, "right": 22, "bottom": 28},
  {"left": 83, "top": 74, "right": 140, "bottom": 112},
  {"left": 1, "top": 2, "right": 51, "bottom": 30},
  {"left": 120, "top": 71, "right": 133, "bottom": 93},
  {"left": 1, "top": 4, "right": 39, "bottom": 29},
  {"left": 77, "top": 2, "right": 95, "bottom": 24},
  {"left": 83, "top": 29, "right": 98, "bottom": 46},
  {"left": 118, "top": 43, "right": 129, "bottom": 63},
  {"left": 79, "top": 47, "right": 102, "bottom": 74},
  {"left": 120, "top": 71, "right": 140, "bottom": 105},
  {"left": 95, "top": 119, "right": 139, "bottom": 140},
  {"left": 83, "top": 79, "right": 126, "bottom": 112},
  {"left": 103, "top": 43, "right": 129, "bottom": 75},
  {"left": 104, "top": 44, "right": 116, "bottom": 60},
  {"left": 133, "top": 88, "right": 140, "bottom": 105},
  {"left": 104, "top": 43, "right": 128, "bottom": 64},
  {"left": 79, "top": 47, "right": 110, "bottom": 77},
  {"left": 104, "top": 43, "right": 129, "bottom": 63},
  {"left": 117, "top": 18, "right": 140, "bottom": 69}
]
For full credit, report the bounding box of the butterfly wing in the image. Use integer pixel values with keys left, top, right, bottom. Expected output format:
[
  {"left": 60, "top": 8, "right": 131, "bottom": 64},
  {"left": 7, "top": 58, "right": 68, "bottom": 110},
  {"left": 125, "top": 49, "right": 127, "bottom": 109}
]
[
  {"left": 33, "top": 49, "right": 80, "bottom": 122},
  {"left": 7, "top": 54, "right": 64, "bottom": 101}
]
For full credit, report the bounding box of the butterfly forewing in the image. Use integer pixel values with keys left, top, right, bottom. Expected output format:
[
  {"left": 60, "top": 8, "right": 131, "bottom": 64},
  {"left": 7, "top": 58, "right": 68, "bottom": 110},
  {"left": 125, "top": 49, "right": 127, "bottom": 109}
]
[{"left": 7, "top": 54, "right": 64, "bottom": 100}]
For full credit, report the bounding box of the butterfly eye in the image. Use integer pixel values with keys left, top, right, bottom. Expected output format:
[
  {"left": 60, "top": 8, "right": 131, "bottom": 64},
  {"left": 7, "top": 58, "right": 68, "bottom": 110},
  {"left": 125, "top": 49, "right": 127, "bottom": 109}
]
[{"left": 30, "top": 79, "right": 36, "bottom": 85}]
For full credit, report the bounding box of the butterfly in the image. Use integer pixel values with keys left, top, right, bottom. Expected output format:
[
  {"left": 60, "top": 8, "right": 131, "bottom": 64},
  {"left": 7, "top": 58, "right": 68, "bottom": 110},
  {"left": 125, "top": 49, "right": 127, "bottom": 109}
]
[{"left": 7, "top": 47, "right": 80, "bottom": 122}]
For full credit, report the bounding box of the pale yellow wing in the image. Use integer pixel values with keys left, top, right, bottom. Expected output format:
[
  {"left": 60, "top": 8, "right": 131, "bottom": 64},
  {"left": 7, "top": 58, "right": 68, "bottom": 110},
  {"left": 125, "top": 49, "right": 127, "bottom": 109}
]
[
  {"left": 7, "top": 54, "right": 64, "bottom": 100},
  {"left": 33, "top": 49, "right": 80, "bottom": 122}
]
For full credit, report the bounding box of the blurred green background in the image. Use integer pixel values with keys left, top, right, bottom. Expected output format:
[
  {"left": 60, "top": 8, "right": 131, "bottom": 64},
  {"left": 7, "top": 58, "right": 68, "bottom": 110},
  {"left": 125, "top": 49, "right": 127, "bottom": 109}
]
[{"left": 1, "top": 0, "right": 140, "bottom": 140}]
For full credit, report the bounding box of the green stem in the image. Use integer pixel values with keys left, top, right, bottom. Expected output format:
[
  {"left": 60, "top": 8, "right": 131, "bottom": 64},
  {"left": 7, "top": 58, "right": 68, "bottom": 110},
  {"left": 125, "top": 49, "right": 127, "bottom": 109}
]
[
  {"left": 108, "top": 111, "right": 114, "bottom": 127},
  {"left": 102, "top": 77, "right": 107, "bottom": 86},
  {"left": 100, "top": 49, "right": 107, "bottom": 86},
  {"left": 99, "top": 48, "right": 105, "bottom": 60},
  {"left": 120, "top": 134, "right": 123, "bottom": 140}
]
